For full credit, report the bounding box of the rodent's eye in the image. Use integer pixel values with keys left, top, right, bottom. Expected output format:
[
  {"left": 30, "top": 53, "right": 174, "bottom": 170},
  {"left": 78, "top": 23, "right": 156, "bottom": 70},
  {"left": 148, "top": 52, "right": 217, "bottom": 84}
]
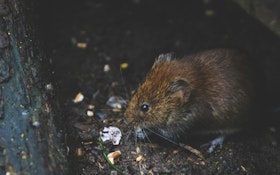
[{"left": 140, "top": 104, "right": 149, "bottom": 112}]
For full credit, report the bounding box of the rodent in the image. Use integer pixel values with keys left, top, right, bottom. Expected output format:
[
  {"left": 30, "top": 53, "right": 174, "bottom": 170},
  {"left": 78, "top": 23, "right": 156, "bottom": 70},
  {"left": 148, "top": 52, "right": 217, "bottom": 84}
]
[{"left": 124, "top": 49, "right": 257, "bottom": 140}]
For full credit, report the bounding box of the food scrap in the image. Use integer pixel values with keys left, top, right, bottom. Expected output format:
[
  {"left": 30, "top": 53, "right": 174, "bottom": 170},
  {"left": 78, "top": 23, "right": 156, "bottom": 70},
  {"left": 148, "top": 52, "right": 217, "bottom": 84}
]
[
  {"left": 107, "top": 150, "right": 121, "bottom": 164},
  {"left": 136, "top": 155, "right": 144, "bottom": 162},
  {"left": 76, "top": 147, "right": 83, "bottom": 157},
  {"left": 100, "top": 126, "right": 122, "bottom": 145},
  {"left": 120, "top": 63, "right": 128, "bottom": 69},
  {"left": 86, "top": 110, "right": 94, "bottom": 117},
  {"left": 76, "top": 42, "right": 87, "bottom": 49},
  {"left": 73, "top": 92, "right": 84, "bottom": 103}
]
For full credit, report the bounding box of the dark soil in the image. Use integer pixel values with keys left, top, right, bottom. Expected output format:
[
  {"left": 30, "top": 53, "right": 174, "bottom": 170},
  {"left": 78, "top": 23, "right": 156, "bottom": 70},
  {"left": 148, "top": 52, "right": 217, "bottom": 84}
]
[{"left": 36, "top": 0, "right": 280, "bottom": 174}]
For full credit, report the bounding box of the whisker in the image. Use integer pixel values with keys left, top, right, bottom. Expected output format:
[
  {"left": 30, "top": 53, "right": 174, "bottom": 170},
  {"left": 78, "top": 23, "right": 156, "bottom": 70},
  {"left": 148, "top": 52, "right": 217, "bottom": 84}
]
[
  {"left": 144, "top": 127, "right": 179, "bottom": 146},
  {"left": 124, "top": 129, "right": 133, "bottom": 144},
  {"left": 145, "top": 127, "right": 205, "bottom": 159},
  {"left": 123, "top": 119, "right": 141, "bottom": 146},
  {"left": 123, "top": 119, "right": 204, "bottom": 159},
  {"left": 142, "top": 128, "right": 152, "bottom": 144}
]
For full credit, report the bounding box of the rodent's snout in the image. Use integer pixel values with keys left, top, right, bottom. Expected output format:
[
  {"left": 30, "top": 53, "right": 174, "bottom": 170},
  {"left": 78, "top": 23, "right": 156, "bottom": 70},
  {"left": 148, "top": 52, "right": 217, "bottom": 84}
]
[
  {"left": 124, "top": 105, "right": 147, "bottom": 127},
  {"left": 123, "top": 108, "right": 134, "bottom": 124},
  {"left": 124, "top": 111, "right": 136, "bottom": 124}
]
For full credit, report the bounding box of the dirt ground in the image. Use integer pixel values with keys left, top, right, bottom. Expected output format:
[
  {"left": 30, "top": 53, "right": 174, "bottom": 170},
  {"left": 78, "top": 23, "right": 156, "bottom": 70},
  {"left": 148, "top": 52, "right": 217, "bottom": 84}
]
[{"left": 35, "top": 0, "right": 280, "bottom": 174}]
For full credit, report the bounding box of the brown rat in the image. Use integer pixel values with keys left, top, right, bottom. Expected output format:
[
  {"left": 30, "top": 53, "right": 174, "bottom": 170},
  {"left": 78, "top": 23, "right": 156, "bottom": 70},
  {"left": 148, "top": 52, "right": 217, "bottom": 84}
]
[{"left": 124, "top": 49, "right": 257, "bottom": 141}]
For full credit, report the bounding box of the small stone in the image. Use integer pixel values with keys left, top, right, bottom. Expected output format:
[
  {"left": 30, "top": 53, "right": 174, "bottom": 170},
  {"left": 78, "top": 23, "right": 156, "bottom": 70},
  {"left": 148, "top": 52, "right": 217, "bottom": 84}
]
[
  {"left": 45, "top": 83, "right": 53, "bottom": 91},
  {"left": 181, "top": 167, "right": 189, "bottom": 173}
]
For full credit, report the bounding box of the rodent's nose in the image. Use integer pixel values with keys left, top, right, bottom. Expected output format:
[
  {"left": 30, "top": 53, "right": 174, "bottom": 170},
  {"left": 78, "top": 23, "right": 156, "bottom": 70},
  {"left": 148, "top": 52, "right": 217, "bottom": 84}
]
[
  {"left": 124, "top": 110, "right": 144, "bottom": 125},
  {"left": 123, "top": 111, "right": 133, "bottom": 122}
]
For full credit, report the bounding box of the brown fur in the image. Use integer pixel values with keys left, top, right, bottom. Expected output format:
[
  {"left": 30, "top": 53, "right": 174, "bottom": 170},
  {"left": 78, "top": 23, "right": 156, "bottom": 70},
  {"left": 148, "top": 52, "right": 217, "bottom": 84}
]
[{"left": 125, "top": 49, "right": 255, "bottom": 138}]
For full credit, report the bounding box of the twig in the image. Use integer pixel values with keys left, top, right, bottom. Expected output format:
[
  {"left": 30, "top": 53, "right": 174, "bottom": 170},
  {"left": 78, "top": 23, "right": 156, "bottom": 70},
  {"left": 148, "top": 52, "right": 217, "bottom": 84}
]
[{"left": 179, "top": 143, "right": 205, "bottom": 160}]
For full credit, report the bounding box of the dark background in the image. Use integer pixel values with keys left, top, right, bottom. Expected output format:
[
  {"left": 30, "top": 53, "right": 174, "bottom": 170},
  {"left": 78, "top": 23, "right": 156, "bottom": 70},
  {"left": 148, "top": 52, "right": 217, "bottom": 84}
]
[
  {"left": 36, "top": 0, "right": 280, "bottom": 104},
  {"left": 35, "top": 0, "right": 280, "bottom": 174}
]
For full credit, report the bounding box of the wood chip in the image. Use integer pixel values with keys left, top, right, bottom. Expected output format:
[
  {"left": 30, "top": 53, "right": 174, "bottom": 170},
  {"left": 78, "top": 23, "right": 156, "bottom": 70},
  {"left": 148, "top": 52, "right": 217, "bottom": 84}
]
[
  {"left": 179, "top": 143, "right": 205, "bottom": 160},
  {"left": 241, "top": 165, "right": 247, "bottom": 172}
]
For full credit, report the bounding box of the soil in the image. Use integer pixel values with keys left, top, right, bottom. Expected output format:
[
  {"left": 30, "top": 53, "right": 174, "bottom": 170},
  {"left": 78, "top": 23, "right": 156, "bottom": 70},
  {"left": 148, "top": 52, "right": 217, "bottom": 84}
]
[{"left": 35, "top": 0, "right": 280, "bottom": 174}]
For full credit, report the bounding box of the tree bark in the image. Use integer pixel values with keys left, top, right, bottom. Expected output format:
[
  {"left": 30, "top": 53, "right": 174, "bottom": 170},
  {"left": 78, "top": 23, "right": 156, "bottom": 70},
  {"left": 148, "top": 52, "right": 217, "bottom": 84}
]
[
  {"left": 233, "top": 0, "right": 280, "bottom": 38},
  {"left": 0, "top": 0, "right": 67, "bottom": 174}
]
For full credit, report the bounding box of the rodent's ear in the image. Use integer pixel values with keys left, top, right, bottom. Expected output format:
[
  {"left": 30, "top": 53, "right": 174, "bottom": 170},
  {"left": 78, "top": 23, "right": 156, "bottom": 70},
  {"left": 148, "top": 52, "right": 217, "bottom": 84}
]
[
  {"left": 167, "top": 78, "right": 191, "bottom": 104},
  {"left": 152, "top": 53, "right": 175, "bottom": 69}
]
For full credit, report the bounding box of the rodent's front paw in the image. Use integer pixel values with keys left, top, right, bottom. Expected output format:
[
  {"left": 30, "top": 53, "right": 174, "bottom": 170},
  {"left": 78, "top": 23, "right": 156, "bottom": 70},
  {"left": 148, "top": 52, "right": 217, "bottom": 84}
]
[
  {"left": 200, "top": 135, "right": 225, "bottom": 153},
  {"left": 135, "top": 127, "right": 145, "bottom": 139}
]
